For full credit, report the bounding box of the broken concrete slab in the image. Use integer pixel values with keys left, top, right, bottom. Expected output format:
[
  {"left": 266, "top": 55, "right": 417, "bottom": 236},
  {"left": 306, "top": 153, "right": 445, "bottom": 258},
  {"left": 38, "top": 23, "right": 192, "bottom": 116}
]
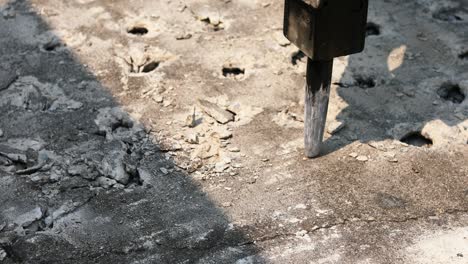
[
  {"left": 99, "top": 149, "right": 130, "bottom": 185},
  {"left": 198, "top": 99, "right": 234, "bottom": 124}
]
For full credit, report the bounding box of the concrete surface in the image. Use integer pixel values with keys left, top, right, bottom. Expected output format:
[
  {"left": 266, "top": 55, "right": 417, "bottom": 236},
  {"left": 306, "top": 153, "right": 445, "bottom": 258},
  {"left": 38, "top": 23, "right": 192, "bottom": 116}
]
[{"left": 0, "top": 0, "right": 467, "bottom": 263}]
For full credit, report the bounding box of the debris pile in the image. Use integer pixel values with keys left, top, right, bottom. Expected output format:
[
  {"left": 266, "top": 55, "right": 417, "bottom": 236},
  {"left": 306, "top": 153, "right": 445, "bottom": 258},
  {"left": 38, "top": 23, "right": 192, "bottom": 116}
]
[
  {"left": 0, "top": 76, "right": 83, "bottom": 112},
  {"left": 146, "top": 97, "right": 263, "bottom": 180}
]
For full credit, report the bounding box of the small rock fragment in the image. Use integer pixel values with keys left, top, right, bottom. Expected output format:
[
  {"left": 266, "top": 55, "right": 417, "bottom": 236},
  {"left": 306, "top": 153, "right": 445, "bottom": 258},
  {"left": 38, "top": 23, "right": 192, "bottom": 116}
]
[
  {"left": 2, "top": 7, "right": 16, "bottom": 19},
  {"left": 97, "top": 176, "right": 116, "bottom": 189},
  {"left": 137, "top": 168, "right": 153, "bottom": 186},
  {"left": 100, "top": 148, "right": 130, "bottom": 184},
  {"left": 185, "top": 108, "right": 197, "bottom": 128},
  {"left": 0, "top": 152, "right": 27, "bottom": 164},
  {"left": 214, "top": 161, "right": 229, "bottom": 173},
  {"left": 0, "top": 248, "right": 6, "bottom": 261},
  {"left": 198, "top": 99, "right": 234, "bottom": 124},
  {"left": 185, "top": 133, "right": 199, "bottom": 144},
  {"left": 212, "top": 127, "right": 233, "bottom": 140},
  {"left": 114, "top": 183, "right": 125, "bottom": 189},
  {"left": 192, "top": 171, "right": 207, "bottom": 181},
  {"left": 176, "top": 32, "right": 192, "bottom": 40},
  {"left": 67, "top": 164, "right": 87, "bottom": 176},
  {"left": 153, "top": 95, "right": 164, "bottom": 103},
  {"left": 356, "top": 155, "right": 368, "bottom": 162},
  {"left": 198, "top": 11, "right": 224, "bottom": 30},
  {"left": 221, "top": 202, "right": 232, "bottom": 207},
  {"left": 191, "top": 143, "right": 219, "bottom": 160},
  {"left": 273, "top": 31, "right": 290, "bottom": 46},
  {"left": 349, "top": 152, "right": 358, "bottom": 158},
  {"left": 295, "top": 230, "right": 308, "bottom": 237},
  {"left": 231, "top": 163, "right": 243, "bottom": 168},
  {"left": 95, "top": 107, "right": 134, "bottom": 138},
  {"left": 222, "top": 156, "right": 232, "bottom": 164},
  {"left": 0, "top": 129, "right": 3, "bottom": 137},
  {"left": 228, "top": 146, "right": 240, "bottom": 152},
  {"left": 295, "top": 204, "right": 308, "bottom": 210},
  {"left": 367, "top": 141, "right": 387, "bottom": 151},
  {"left": 49, "top": 170, "right": 62, "bottom": 182},
  {"left": 30, "top": 175, "right": 49, "bottom": 183},
  {"left": 384, "top": 152, "right": 398, "bottom": 163},
  {"left": 14, "top": 207, "right": 43, "bottom": 227},
  {"left": 163, "top": 100, "right": 172, "bottom": 107},
  {"left": 327, "top": 121, "right": 346, "bottom": 135},
  {"left": 187, "top": 158, "right": 203, "bottom": 173},
  {"left": 0, "top": 155, "right": 11, "bottom": 166},
  {"left": 160, "top": 167, "right": 169, "bottom": 175},
  {"left": 66, "top": 100, "right": 83, "bottom": 110}
]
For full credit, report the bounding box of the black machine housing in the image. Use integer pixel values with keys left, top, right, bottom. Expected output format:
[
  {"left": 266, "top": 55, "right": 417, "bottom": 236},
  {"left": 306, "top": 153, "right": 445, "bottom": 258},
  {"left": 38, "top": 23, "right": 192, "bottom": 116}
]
[{"left": 284, "top": 0, "right": 369, "bottom": 61}]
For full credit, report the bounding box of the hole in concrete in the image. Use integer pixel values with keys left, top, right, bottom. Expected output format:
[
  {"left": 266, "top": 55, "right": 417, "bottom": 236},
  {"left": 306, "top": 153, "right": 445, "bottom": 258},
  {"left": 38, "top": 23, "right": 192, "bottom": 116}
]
[
  {"left": 222, "top": 67, "right": 245, "bottom": 77},
  {"left": 141, "top": 61, "right": 160, "bottom": 73},
  {"left": 353, "top": 75, "right": 376, "bottom": 89},
  {"left": 400, "top": 132, "right": 433, "bottom": 147},
  {"left": 127, "top": 26, "right": 149, "bottom": 35},
  {"left": 291, "top": 50, "right": 306, "bottom": 65},
  {"left": 129, "top": 169, "right": 143, "bottom": 186},
  {"left": 459, "top": 50, "right": 468, "bottom": 60},
  {"left": 200, "top": 17, "right": 224, "bottom": 31},
  {"left": 43, "top": 41, "right": 60, "bottom": 51},
  {"left": 365, "top": 22, "right": 381, "bottom": 37},
  {"left": 437, "top": 83, "right": 465, "bottom": 104},
  {"left": 433, "top": 9, "right": 464, "bottom": 22}
]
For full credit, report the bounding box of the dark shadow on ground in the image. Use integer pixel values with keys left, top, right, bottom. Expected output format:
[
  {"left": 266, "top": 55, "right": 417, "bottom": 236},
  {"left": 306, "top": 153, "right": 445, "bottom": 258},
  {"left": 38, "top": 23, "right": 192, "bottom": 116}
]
[
  {"left": 320, "top": 0, "right": 468, "bottom": 155},
  {"left": 0, "top": 1, "right": 262, "bottom": 263}
]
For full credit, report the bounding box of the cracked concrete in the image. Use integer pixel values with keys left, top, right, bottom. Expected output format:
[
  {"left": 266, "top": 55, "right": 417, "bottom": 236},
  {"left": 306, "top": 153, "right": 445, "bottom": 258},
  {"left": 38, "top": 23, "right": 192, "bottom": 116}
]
[{"left": 0, "top": 0, "right": 468, "bottom": 263}]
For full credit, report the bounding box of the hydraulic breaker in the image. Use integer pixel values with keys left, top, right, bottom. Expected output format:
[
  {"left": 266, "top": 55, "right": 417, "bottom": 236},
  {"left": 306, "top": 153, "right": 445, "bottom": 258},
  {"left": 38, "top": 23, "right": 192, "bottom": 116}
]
[{"left": 283, "top": 0, "right": 369, "bottom": 157}]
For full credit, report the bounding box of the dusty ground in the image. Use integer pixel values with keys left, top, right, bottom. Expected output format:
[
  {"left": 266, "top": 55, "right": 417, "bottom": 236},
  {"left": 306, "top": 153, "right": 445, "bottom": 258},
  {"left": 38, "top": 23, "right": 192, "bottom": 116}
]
[{"left": 0, "top": 0, "right": 468, "bottom": 263}]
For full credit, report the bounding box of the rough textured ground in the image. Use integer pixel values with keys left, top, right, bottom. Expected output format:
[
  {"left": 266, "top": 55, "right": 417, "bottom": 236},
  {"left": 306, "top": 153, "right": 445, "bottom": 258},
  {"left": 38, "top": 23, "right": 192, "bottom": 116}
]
[{"left": 0, "top": 0, "right": 467, "bottom": 263}]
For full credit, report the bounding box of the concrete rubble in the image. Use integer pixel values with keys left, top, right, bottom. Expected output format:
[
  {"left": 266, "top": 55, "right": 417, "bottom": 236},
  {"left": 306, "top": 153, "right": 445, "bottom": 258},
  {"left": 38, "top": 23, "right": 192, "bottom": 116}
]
[{"left": 198, "top": 99, "right": 235, "bottom": 124}]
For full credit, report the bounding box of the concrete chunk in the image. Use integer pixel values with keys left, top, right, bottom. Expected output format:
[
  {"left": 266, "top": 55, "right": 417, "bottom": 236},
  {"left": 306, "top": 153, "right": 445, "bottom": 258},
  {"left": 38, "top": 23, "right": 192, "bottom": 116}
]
[{"left": 198, "top": 99, "right": 234, "bottom": 124}]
